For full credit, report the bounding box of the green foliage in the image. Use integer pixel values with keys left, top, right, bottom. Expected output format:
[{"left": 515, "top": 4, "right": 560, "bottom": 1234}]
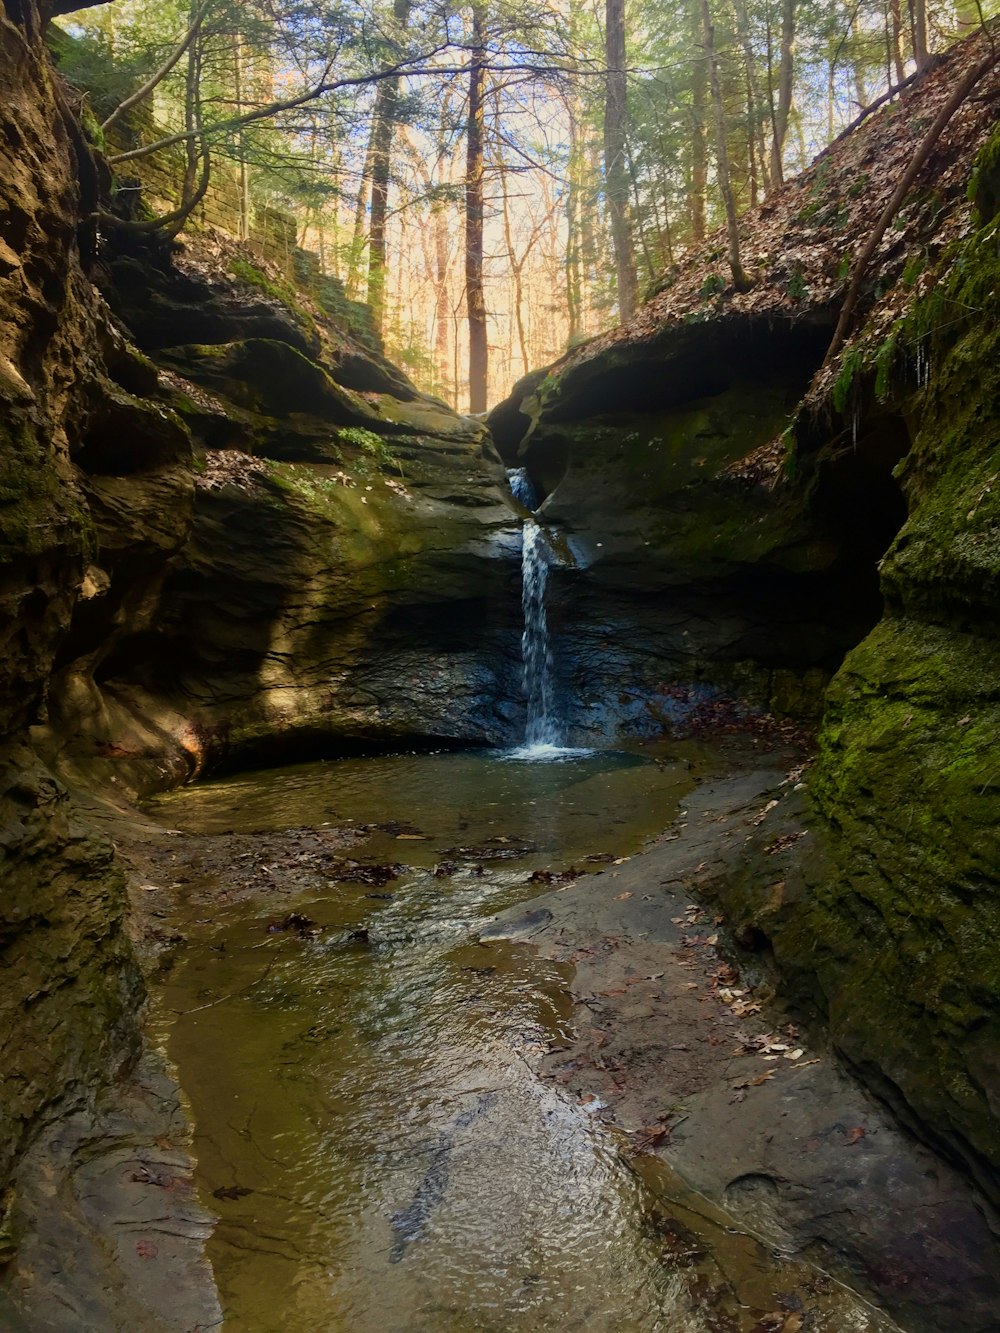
[
  {"left": 339, "top": 426, "right": 400, "bottom": 474},
  {"left": 873, "top": 330, "right": 898, "bottom": 403},
  {"left": 831, "top": 345, "right": 865, "bottom": 415},
  {"left": 898, "top": 215, "right": 1000, "bottom": 354},
  {"left": 786, "top": 270, "right": 808, "bottom": 303},
  {"left": 901, "top": 255, "right": 926, "bottom": 289},
  {"left": 699, "top": 273, "right": 726, "bottom": 301}
]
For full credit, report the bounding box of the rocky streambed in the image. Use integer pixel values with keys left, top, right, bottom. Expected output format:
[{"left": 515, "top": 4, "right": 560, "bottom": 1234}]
[{"left": 4, "top": 736, "right": 998, "bottom": 1332}]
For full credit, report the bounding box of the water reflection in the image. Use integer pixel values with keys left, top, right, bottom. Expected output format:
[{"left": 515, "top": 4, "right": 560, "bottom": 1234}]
[{"left": 148, "top": 749, "right": 896, "bottom": 1333}]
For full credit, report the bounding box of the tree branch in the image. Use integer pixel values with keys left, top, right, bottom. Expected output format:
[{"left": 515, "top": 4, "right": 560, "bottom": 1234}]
[
  {"left": 107, "top": 50, "right": 603, "bottom": 167},
  {"left": 101, "top": 0, "right": 215, "bottom": 133}
]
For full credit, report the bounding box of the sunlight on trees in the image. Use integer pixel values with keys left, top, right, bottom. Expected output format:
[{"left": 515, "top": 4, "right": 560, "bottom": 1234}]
[{"left": 58, "top": 0, "right": 999, "bottom": 409}]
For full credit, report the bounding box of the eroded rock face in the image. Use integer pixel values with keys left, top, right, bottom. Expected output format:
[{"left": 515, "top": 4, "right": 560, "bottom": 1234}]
[
  {"left": 33, "top": 238, "right": 522, "bottom": 792},
  {"left": 794, "top": 200, "right": 1000, "bottom": 1204},
  {"left": 489, "top": 316, "right": 900, "bottom": 738},
  {"left": 0, "top": 0, "right": 146, "bottom": 1188}
]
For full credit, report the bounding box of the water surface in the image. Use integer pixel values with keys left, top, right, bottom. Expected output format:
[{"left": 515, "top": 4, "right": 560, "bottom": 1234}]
[{"left": 148, "top": 748, "right": 895, "bottom": 1332}]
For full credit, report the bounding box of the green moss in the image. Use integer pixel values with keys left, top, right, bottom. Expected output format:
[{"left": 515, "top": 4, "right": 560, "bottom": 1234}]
[
  {"left": 0, "top": 426, "right": 93, "bottom": 560},
  {"left": 79, "top": 103, "right": 105, "bottom": 152},
  {"left": 794, "top": 193, "right": 1000, "bottom": 1183},
  {"left": 227, "top": 257, "right": 317, "bottom": 338},
  {"left": 968, "top": 122, "right": 1000, "bottom": 224}
]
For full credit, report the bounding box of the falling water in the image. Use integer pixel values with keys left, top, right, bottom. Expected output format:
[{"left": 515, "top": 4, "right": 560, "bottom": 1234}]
[{"left": 508, "top": 469, "right": 565, "bottom": 753}]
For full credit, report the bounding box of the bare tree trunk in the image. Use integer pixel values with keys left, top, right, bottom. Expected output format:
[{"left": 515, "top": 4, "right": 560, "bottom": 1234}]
[
  {"left": 466, "top": 4, "right": 489, "bottom": 413},
  {"left": 499, "top": 174, "right": 530, "bottom": 375},
  {"left": 231, "top": 26, "right": 249, "bottom": 240},
  {"left": 850, "top": 10, "right": 868, "bottom": 110},
  {"left": 564, "top": 96, "right": 583, "bottom": 345},
  {"left": 604, "top": 0, "right": 638, "bottom": 319},
  {"left": 911, "top": 0, "right": 929, "bottom": 68},
  {"left": 690, "top": 0, "right": 708, "bottom": 243},
  {"left": 888, "top": 0, "right": 906, "bottom": 82},
  {"left": 733, "top": 0, "right": 770, "bottom": 196},
  {"left": 702, "top": 0, "right": 751, "bottom": 291},
  {"left": 769, "top": 0, "right": 796, "bottom": 187},
  {"left": 347, "top": 133, "right": 375, "bottom": 299},
  {"left": 367, "top": 0, "right": 412, "bottom": 335},
  {"left": 434, "top": 204, "right": 451, "bottom": 396}
]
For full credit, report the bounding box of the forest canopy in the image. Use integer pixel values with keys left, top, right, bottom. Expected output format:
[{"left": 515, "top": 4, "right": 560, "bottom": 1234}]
[{"left": 57, "top": 0, "right": 998, "bottom": 410}]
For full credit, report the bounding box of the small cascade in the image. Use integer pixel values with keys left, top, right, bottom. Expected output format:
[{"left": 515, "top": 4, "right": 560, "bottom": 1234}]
[{"left": 508, "top": 468, "right": 566, "bottom": 754}]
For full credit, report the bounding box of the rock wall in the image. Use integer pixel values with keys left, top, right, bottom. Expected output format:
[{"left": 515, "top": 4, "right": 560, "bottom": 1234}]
[
  {"left": 36, "top": 237, "right": 522, "bottom": 796},
  {"left": 491, "top": 316, "right": 894, "bottom": 740},
  {"left": 0, "top": 0, "right": 144, "bottom": 1187},
  {"left": 489, "top": 31, "right": 1000, "bottom": 1204},
  {"left": 0, "top": 0, "right": 521, "bottom": 1207},
  {"left": 790, "top": 165, "right": 1000, "bottom": 1203}
]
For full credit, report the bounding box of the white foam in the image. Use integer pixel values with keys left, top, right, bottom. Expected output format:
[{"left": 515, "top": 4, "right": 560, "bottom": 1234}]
[{"left": 502, "top": 743, "right": 593, "bottom": 763}]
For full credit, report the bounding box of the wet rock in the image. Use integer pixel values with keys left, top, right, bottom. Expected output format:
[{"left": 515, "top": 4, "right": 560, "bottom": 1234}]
[
  {"left": 0, "top": 1052, "right": 221, "bottom": 1332},
  {"left": 328, "top": 861, "right": 404, "bottom": 887},
  {"left": 443, "top": 843, "right": 538, "bottom": 861},
  {"left": 479, "top": 907, "right": 553, "bottom": 940},
  {"left": 266, "top": 912, "right": 321, "bottom": 937}
]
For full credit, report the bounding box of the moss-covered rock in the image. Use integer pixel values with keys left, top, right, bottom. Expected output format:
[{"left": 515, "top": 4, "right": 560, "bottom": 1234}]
[
  {"left": 702, "top": 196, "right": 1000, "bottom": 1204},
  {"left": 791, "top": 210, "right": 1000, "bottom": 1198}
]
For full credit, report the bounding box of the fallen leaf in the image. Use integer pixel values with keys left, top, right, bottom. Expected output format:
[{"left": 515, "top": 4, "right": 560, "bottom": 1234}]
[
  {"left": 846, "top": 1126, "right": 866, "bottom": 1144},
  {"left": 614, "top": 891, "right": 634, "bottom": 900},
  {"left": 752, "top": 1071, "right": 775, "bottom": 1085},
  {"left": 783, "top": 1048, "right": 805, "bottom": 1060}
]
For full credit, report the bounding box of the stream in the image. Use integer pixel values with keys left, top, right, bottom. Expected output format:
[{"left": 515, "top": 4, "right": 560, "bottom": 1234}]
[{"left": 145, "top": 747, "right": 897, "bottom": 1333}]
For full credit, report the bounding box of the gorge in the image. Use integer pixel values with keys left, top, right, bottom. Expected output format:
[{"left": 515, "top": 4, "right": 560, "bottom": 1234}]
[{"left": 2, "top": 0, "right": 1000, "bottom": 1327}]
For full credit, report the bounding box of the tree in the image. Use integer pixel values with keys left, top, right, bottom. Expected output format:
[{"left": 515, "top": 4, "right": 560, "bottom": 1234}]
[
  {"left": 465, "top": 2, "right": 489, "bottom": 413},
  {"left": 365, "top": 0, "right": 413, "bottom": 334},
  {"left": 701, "top": 0, "right": 751, "bottom": 290},
  {"left": 604, "top": 0, "right": 638, "bottom": 319}
]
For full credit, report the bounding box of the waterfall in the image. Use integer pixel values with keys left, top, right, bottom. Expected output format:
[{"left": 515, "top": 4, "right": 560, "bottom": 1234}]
[{"left": 508, "top": 469, "right": 564, "bottom": 752}]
